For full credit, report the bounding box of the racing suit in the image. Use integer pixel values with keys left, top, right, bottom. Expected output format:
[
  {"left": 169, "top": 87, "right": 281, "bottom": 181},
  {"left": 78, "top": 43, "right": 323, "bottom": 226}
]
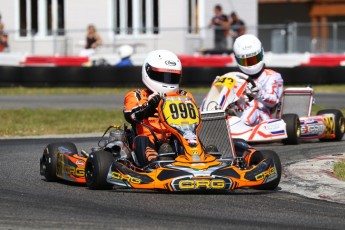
[
  {"left": 241, "top": 69, "right": 283, "bottom": 126},
  {"left": 123, "top": 89, "right": 194, "bottom": 166}
]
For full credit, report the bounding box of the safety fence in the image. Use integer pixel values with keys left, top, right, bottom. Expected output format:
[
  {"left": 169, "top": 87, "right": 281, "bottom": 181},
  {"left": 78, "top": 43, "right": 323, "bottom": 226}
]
[{"left": 2, "top": 22, "right": 345, "bottom": 56}]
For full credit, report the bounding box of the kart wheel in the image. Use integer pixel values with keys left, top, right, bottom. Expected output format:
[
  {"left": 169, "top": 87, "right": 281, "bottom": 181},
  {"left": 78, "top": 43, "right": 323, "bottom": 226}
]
[
  {"left": 282, "top": 113, "right": 301, "bottom": 145},
  {"left": 40, "top": 142, "right": 78, "bottom": 182},
  {"left": 85, "top": 150, "right": 114, "bottom": 190},
  {"left": 317, "top": 109, "right": 345, "bottom": 142},
  {"left": 248, "top": 150, "right": 282, "bottom": 190}
]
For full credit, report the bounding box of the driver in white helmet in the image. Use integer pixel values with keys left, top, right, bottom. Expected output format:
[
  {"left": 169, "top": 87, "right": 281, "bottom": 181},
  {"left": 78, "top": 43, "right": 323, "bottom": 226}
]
[
  {"left": 123, "top": 50, "right": 195, "bottom": 167},
  {"left": 233, "top": 34, "right": 283, "bottom": 126}
]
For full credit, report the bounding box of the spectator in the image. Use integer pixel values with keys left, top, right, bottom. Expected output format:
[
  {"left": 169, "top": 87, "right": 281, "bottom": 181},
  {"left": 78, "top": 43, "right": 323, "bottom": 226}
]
[
  {"left": 229, "top": 12, "right": 246, "bottom": 46},
  {"left": 0, "top": 14, "right": 9, "bottom": 52},
  {"left": 208, "top": 5, "right": 229, "bottom": 51},
  {"left": 115, "top": 45, "right": 134, "bottom": 67},
  {"left": 79, "top": 24, "right": 102, "bottom": 56}
]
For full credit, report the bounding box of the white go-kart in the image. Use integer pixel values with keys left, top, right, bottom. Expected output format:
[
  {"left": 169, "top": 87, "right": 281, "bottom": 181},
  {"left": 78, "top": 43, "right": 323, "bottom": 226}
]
[{"left": 201, "top": 72, "right": 301, "bottom": 145}]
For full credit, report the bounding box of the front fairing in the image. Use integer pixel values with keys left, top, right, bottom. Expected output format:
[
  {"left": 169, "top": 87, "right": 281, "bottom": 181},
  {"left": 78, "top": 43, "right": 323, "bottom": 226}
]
[
  {"left": 106, "top": 154, "right": 278, "bottom": 191},
  {"left": 158, "top": 94, "right": 211, "bottom": 161},
  {"left": 201, "top": 74, "right": 248, "bottom": 111}
]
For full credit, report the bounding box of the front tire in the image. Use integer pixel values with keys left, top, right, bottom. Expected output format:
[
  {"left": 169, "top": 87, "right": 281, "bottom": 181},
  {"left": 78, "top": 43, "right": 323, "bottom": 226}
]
[
  {"left": 40, "top": 142, "right": 78, "bottom": 182},
  {"left": 282, "top": 113, "right": 301, "bottom": 145},
  {"left": 248, "top": 150, "right": 282, "bottom": 190},
  {"left": 317, "top": 109, "right": 345, "bottom": 142},
  {"left": 85, "top": 150, "right": 114, "bottom": 190}
]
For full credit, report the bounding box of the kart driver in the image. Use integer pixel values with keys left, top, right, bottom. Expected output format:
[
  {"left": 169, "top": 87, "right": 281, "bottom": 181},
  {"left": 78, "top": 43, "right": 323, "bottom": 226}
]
[
  {"left": 123, "top": 50, "right": 195, "bottom": 167},
  {"left": 233, "top": 34, "right": 284, "bottom": 126}
]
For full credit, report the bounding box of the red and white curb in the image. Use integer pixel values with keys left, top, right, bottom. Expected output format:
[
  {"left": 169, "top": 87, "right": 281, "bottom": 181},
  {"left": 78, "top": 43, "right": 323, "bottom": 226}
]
[{"left": 280, "top": 153, "right": 345, "bottom": 204}]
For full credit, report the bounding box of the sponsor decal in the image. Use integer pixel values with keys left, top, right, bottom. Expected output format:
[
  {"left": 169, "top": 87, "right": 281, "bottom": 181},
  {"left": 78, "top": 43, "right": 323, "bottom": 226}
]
[
  {"left": 75, "top": 160, "right": 85, "bottom": 166},
  {"left": 183, "top": 131, "right": 196, "bottom": 140},
  {"left": 165, "top": 60, "right": 176, "bottom": 66},
  {"left": 255, "top": 167, "right": 276, "bottom": 181},
  {"left": 265, "top": 123, "right": 281, "bottom": 132},
  {"left": 304, "top": 118, "right": 317, "bottom": 124},
  {"left": 323, "top": 116, "right": 335, "bottom": 136},
  {"left": 178, "top": 179, "right": 226, "bottom": 190},
  {"left": 64, "top": 166, "right": 84, "bottom": 177},
  {"left": 183, "top": 131, "right": 197, "bottom": 145},
  {"left": 111, "top": 172, "right": 141, "bottom": 184},
  {"left": 301, "top": 123, "right": 325, "bottom": 135}
]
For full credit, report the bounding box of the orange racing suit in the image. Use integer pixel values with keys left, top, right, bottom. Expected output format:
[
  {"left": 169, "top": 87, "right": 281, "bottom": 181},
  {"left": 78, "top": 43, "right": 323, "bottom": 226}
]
[{"left": 123, "top": 89, "right": 195, "bottom": 166}]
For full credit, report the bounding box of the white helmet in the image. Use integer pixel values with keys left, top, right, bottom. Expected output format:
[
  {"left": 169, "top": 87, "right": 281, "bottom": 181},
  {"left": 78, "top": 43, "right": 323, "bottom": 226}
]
[
  {"left": 233, "top": 34, "right": 264, "bottom": 75},
  {"left": 118, "top": 45, "right": 133, "bottom": 59},
  {"left": 142, "top": 50, "right": 182, "bottom": 94}
]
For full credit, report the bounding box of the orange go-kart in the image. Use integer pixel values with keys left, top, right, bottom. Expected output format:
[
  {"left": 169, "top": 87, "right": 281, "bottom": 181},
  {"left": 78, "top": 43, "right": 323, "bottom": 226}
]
[{"left": 40, "top": 92, "right": 282, "bottom": 192}]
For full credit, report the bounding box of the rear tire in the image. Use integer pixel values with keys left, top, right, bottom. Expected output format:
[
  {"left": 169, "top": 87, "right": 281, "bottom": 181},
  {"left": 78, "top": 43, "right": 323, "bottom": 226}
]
[
  {"left": 317, "top": 109, "right": 345, "bottom": 142},
  {"left": 248, "top": 150, "right": 282, "bottom": 190},
  {"left": 40, "top": 142, "right": 78, "bottom": 182},
  {"left": 85, "top": 150, "right": 114, "bottom": 190},
  {"left": 282, "top": 113, "right": 301, "bottom": 145}
]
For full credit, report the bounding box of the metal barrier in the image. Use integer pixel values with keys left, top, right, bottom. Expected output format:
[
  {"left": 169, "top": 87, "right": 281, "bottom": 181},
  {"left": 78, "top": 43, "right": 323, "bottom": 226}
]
[{"left": 2, "top": 22, "right": 345, "bottom": 55}]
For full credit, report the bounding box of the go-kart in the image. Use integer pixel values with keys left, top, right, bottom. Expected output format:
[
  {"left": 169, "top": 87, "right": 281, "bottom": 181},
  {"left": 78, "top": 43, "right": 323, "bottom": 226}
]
[
  {"left": 281, "top": 87, "right": 345, "bottom": 142},
  {"left": 40, "top": 92, "right": 282, "bottom": 192},
  {"left": 201, "top": 72, "right": 300, "bottom": 145}
]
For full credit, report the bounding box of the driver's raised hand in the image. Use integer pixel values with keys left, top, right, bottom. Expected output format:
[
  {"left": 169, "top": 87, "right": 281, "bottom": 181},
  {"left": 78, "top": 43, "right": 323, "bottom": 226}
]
[
  {"left": 250, "top": 87, "right": 263, "bottom": 100},
  {"left": 147, "top": 93, "right": 161, "bottom": 108}
]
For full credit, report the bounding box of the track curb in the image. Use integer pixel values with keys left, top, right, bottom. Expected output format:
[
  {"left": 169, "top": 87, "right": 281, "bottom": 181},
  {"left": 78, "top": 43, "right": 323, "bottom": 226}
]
[{"left": 280, "top": 153, "right": 345, "bottom": 204}]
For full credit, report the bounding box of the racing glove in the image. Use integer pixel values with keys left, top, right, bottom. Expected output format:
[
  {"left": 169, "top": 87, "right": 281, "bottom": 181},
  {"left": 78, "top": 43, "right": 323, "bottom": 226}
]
[
  {"left": 147, "top": 94, "right": 161, "bottom": 108},
  {"left": 249, "top": 87, "right": 263, "bottom": 100},
  {"left": 132, "top": 94, "right": 161, "bottom": 121}
]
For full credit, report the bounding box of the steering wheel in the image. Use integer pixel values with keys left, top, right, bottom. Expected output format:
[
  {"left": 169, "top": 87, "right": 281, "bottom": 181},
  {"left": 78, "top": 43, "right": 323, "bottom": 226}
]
[{"left": 235, "top": 72, "right": 257, "bottom": 102}]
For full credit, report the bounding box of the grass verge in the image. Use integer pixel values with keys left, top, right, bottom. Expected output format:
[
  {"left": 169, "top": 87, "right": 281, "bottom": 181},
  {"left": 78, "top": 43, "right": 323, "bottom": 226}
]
[
  {"left": 1, "top": 107, "right": 344, "bottom": 137},
  {"left": 0, "top": 108, "right": 126, "bottom": 137},
  {"left": 334, "top": 160, "right": 345, "bottom": 181}
]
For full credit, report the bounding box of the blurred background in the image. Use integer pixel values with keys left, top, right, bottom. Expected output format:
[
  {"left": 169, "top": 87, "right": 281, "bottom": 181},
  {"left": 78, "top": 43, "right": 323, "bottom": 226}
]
[
  {"left": 1, "top": 0, "right": 345, "bottom": 85},
  {"left": 1, "top": 1, "right": 345, "bottom": 61}
]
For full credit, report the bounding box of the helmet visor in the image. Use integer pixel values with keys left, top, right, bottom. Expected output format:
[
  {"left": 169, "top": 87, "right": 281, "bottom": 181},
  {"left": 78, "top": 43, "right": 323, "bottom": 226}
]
[
  {"left": 235, "top": 50, "right": 263, "bottom": 67},
  {"left": 146, "top": 63, "right": 181, "bottom": 84}
]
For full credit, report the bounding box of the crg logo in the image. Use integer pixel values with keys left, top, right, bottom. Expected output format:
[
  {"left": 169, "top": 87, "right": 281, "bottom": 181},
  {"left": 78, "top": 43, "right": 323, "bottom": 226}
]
[
  {"left": 172, "top": 177, "right": 232, "bottom": 191},
  {"left": 165, "top": 60, "right": 176, "bottom": 66}
]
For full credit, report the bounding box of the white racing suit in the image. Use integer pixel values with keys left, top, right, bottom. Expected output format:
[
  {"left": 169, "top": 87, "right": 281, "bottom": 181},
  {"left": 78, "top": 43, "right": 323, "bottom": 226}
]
[{"left": 241, "top": 69, "right": 283, "bottom": 126}]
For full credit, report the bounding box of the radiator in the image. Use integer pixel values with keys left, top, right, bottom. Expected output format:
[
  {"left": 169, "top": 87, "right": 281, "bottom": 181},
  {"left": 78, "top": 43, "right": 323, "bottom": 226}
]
[{"left": 199, "top": 111, "right": 235, "bottom": 158}]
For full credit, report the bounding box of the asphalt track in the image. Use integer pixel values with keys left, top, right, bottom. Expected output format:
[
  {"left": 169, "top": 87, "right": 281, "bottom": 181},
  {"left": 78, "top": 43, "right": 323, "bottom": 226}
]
[
  {"left": 0, "top": 137, "right": 345, "bottom": 229},
  {"left": 0, "top": 93, "right": 345, "bottom": 229},
  {"left": 0, "top": 93, "right": 344, "bottom": 110}
]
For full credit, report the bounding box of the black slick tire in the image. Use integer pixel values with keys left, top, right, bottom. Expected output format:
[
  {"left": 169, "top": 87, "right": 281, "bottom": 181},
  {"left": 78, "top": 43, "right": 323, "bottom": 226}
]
[
  {"left": 85, "top": 150, "right": 114, "bottom": 190},
  {"left": 282, "top": 113, "right": 301, "bottom": 145},
  {"left": 248, "top": 150, "right": 282, "bottom": 190},
  {"left": 40, "top": 142, "right": 78, "bottom": 182}
]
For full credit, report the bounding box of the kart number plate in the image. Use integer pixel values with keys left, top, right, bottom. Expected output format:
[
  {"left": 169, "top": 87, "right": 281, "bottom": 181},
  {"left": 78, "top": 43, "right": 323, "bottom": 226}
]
[
  {"left": 162, "top": 99, "right": 199, "bottom": 126},
  {"left": 214, "top": 76, "right": 237, "bottom": 89}
]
